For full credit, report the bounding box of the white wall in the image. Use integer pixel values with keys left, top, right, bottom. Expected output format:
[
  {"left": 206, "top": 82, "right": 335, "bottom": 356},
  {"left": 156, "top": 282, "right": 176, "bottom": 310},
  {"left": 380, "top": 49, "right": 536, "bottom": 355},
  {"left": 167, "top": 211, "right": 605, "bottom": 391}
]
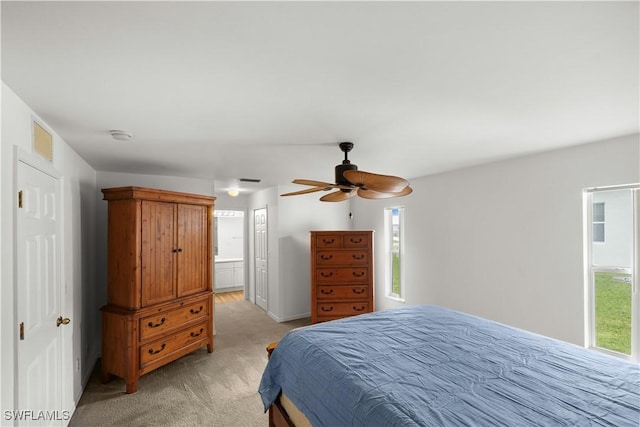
[
  {"left": 1, "top": 83, "right": 98, "bottom": 415},
  {"left": 276, "top": 186, "right": 351, "bottom": 321},
  {"left": 352, "top": 134, "right": 639, "bottom": 346},
  {"left": 248, "top": 186, "right": 350, "bottom": 321}
]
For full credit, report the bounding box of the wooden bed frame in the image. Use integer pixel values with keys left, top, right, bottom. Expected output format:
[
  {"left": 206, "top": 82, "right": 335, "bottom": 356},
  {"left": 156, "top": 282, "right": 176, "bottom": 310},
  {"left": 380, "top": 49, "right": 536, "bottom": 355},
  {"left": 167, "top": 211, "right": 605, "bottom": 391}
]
[{"left": 266, "top": 342, "right": 296, "bottom": 427}]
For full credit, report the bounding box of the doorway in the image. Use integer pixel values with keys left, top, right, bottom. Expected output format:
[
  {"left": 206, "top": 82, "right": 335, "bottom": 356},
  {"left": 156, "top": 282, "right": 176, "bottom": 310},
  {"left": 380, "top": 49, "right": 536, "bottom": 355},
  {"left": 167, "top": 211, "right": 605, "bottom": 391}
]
[
  {"left": 214, "top": 210, "right": 246, "bottom": 302},
  {"left": 16, "top": 155, "right": 72, "bottom": 425}
]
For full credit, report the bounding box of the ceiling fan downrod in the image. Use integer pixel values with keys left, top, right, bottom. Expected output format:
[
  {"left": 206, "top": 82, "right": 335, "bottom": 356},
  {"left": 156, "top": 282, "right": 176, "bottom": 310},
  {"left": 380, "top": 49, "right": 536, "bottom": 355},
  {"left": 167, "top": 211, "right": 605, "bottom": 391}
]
[{"left": 336, "top": 142, "right": 357, "bottom": 188}]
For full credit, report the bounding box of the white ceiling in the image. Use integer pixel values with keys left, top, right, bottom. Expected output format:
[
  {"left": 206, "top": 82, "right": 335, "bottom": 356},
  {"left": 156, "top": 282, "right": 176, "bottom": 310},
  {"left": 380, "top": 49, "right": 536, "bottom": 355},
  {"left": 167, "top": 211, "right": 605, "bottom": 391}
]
[{"left": 2, "top": 1, "right": 638, "bottom": 195}]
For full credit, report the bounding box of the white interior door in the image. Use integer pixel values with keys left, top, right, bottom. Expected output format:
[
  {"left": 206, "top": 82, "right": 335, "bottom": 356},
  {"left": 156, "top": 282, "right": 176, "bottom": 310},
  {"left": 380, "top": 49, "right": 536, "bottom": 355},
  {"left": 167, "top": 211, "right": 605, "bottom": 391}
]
[
  {"left": 16, "top": 159, "right": 68, "bottom": 426},
  {"left": 254, "top": 208, "right": 268, "bottom": 310}
]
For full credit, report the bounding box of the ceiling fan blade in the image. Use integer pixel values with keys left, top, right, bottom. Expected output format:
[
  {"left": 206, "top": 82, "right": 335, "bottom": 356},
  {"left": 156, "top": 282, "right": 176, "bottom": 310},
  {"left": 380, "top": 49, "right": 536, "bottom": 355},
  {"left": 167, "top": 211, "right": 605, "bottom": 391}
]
[
  {"left": 357, "top": 186, "right": 413, "bottom": 200},
  {"left": 343, "top": 170, "right": 409, "bottom": 193},
  {"left": 292, "top": 179, "right": 335, "bottom": 188},
  {"left": 320, "top": 189, "right": 357, "bottom": 202},
  {"left": 280, "top": 187, "right": 327, "bottom": 197}
]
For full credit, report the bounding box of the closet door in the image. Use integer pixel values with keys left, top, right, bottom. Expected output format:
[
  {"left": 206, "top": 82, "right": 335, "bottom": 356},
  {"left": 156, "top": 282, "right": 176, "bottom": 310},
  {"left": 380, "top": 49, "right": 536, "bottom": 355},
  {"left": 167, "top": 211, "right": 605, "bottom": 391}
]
[
  {"left": 141, "top": 201, "right": 177, "bottom": 306},
  {"left": 177, "top": 204, "right": 209, "bottom": 297}
]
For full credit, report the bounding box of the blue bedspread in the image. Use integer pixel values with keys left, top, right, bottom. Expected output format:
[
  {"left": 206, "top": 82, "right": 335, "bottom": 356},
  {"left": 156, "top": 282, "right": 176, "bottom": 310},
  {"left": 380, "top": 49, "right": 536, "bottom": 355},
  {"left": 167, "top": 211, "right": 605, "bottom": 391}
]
[{"left": 259, "top": 305, "right": 640, "bottom": 426}]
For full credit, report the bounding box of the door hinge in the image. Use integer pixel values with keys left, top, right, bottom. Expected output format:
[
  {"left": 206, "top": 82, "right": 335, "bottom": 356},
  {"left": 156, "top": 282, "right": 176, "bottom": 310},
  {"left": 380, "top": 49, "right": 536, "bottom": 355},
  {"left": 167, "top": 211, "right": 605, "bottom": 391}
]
[
  {"left": 18, "top": 190, "right": 23, "bottom": 208},
  {"left": 19, "top": 322, "right": 24, "bottom": 340}
]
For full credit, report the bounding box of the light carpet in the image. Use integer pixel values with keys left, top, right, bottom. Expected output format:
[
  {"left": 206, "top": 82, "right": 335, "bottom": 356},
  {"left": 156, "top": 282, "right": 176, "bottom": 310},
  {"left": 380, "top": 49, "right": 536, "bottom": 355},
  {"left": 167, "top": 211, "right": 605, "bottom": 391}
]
[{"left": 70, "top": 301, "right": 309, "bottom": 427}]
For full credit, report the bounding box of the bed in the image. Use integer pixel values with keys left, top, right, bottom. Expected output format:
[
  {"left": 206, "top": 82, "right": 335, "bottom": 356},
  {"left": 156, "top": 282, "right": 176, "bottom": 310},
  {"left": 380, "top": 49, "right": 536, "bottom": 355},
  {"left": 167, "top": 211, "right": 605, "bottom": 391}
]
[{"left": 259, "top": 305, "right": 640, "bottom": 426}]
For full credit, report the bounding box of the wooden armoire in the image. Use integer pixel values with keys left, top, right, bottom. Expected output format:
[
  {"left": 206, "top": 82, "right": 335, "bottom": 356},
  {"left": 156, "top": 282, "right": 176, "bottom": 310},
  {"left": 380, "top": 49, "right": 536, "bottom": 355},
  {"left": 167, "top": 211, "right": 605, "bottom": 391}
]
[
  {"left": 100, "top": 187, "right": 215, "bottom": 393},
  {"left": 310, "top": 230, "right": 374, "bottom": 323}
]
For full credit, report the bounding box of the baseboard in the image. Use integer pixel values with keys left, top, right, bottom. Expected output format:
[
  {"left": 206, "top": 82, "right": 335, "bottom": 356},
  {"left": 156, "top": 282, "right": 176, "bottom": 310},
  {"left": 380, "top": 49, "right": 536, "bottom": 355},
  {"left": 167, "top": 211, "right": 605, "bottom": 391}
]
[
  {"left": 215, "top": 286, "right": 244, "bottom": 293},
  {"left": 267, "top": 311, "right": 311, "bottom": 323},
  {"left": 76, "top": 349, "right": 100, "bottom": 403}
]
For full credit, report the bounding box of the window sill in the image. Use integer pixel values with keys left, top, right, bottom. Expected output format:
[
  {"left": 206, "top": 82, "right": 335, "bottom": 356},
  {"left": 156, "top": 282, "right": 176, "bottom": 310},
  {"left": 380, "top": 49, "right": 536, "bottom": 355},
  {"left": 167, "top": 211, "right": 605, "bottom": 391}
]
[{"left": 386, "top": 295, "right": 405, "bottom": 303}]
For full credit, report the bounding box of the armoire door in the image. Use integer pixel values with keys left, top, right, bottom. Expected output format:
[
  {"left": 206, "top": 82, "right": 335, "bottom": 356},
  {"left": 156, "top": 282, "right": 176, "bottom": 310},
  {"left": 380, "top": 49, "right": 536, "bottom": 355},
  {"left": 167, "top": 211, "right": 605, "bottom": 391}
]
[
  {"left": 177, "top": 203, "right": 209, "bottom": 297},
  {"left": 141, "top": 201, "right": 177, "bottom": 306}
]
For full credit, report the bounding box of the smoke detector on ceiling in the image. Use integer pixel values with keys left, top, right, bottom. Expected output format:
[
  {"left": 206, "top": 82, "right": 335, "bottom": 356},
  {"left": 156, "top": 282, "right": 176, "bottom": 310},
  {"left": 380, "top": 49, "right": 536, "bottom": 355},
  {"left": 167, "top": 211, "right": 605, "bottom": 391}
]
[{"left": 109, "top": 130, "right": 133, "bottom": 141}]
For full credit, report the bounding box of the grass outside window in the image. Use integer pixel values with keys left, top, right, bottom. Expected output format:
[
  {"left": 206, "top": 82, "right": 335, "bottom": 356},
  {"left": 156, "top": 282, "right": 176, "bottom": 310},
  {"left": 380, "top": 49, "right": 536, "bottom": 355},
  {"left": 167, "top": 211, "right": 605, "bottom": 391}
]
[{"left": 595, "top": 272, "right": 632, "bottom": 355}]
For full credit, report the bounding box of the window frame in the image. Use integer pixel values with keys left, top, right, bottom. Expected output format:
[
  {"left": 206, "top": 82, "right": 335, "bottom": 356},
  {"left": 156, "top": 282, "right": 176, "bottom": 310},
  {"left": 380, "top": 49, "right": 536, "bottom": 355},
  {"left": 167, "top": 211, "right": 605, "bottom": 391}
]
[
  {"left": 384, "top": 206, "right": 405, "bottom": 302},
  {"left": 584, "top": 184, "right": 639, "bottom": 362},
  {"left": 592, "top": 202, "right": 605, "bottom": 243}
]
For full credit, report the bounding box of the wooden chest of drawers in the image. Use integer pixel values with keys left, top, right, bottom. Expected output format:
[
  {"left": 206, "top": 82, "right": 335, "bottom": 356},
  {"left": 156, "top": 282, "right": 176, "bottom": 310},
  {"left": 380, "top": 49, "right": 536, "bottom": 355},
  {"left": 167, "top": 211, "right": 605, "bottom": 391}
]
[{"left": 310, "top": 231, "right": 374, "bottom": 323}]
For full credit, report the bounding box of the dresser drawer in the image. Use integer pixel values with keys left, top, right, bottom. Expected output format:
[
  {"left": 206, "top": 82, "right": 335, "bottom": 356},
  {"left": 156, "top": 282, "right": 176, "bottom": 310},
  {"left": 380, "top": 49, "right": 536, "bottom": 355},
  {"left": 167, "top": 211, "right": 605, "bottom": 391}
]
[
  {"left": 316, "top": 268, "right": 368, "bottom": 283},
  {"left": 316, "top": 250, "right": 368, "bottom": 265},
  {"left": 139, "top": 299, "right": 208, "bottom": 341},
  {"left": 315, "top": 234, "right": 342, "bottom": 248},
  {"left": 317, "top": 285, "right": 369, "bottom": 300},
  {"left": 140, "top": 321, "right": 208, "bottom": 367},
  {"left": 316, "top": 302, "right": 369, "bottom": 317},
  {"left": 343, "top": 233, "right": 370, "bottom": 248}
]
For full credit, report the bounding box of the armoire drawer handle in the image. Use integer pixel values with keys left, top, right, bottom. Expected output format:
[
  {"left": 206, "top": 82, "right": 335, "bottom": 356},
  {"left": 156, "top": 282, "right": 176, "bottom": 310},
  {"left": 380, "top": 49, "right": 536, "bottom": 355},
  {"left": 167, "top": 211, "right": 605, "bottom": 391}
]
[
  {"left": 352, "top": 288, "right": 365, "bottom": 294},
  {"left": 148, "top": 343, "right": 167, "bottom": 355},
  {"left": 320, "top": 289, "right": 334, "bottom": 295},
  {"left": 190, "top": 328, "right": 204, "bottom": 337},
  {"left": 352, "top": 271, "right": 365, "bottom": 277},
  {"left": 353, "top": 306, "right": 366, "bottom": 312},
  {"left": 147, "top": 318, "right": 166, "bottom": 328},
  {"left": 320, "top": 254, "right": 333, "bottom": 261},
  {"left": 322, "top": 238, "right": 335, "bottom": 244},
  {"left": 190, "top": 306, "right": 204, "bottom": 315},
  {"left": 320, "top": 272, "right": 334, "bottom": 278},
  {"left": 350, "top": 238, "right": 363, "bottom": 244},
  {"left": 352, "top": 254, "right": 364, "bottom": 260},
  {"left": 321, "top": 306, "right": 334, "bottom": 312}
]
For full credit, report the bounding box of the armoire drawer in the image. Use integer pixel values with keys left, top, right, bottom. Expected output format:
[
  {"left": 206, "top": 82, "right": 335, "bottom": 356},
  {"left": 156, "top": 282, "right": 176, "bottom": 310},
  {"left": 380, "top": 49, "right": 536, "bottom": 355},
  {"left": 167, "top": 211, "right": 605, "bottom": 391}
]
[
  {"left": 139, "top": 298, "right": 209, "bottom": 341},
  {"left": 316, "top": 285, "right": 369, "bottom": 300},
  {"left": 316, "top": 250, "right": 369, "bottom": 265},
  {"left": 316, "top": 268, "right": 368, "bottom": 283},
  {"left": 316, "top": 302, "right": 369, "bottom": 317},
  {"left": 139, "top": 321, "right": 209, "bottom": 367}
]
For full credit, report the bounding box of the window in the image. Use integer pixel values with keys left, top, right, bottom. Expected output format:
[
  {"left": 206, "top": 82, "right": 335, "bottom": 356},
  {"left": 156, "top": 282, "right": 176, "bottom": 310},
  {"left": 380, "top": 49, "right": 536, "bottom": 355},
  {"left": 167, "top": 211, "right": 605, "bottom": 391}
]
[
  {"left": 593, "top": 202, "right": 605, "bottom": 243},
  {"left": 385, "top": 207, "right": 405, "bottom": 301},
  {"left": 585, "top": 185, "right": 639, "bottom": 362}
]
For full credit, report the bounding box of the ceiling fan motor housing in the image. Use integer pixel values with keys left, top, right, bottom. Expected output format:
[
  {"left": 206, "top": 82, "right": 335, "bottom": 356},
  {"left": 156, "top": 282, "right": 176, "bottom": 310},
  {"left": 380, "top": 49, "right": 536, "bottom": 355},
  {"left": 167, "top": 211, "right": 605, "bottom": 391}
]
[{"left": 335, "top": 162, "right": 358, "bottom": 189}]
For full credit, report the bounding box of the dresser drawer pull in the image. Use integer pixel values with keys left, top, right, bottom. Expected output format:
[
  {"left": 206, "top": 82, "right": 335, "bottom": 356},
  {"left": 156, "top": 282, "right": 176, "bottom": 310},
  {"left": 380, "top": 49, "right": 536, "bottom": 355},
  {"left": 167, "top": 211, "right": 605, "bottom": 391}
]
[
  {"left": 353, "top": 306, "right": 366, "bottom": 312},
  {"left": 352, "top": 254, "right": 365, "bottom": 260},
  {"left": 321, "top": 306, "right": 334, "bottom": 312},
  {"left": 190, "top": 328, "right": 205, "bottom": 338},
  {"left": 320, "top": 272, "right": 334, "bottom": 278},
  {"left": 147, "top": 318, "right": 166, "bottom": 328},
  {"left": 320, "top": 289, "right": 334, "bottom": 295},
  {"left": 320, "top": 254, "right": 333, "bottom": 261},
  {"left": 352, "top": 288, "right": 365, "bottom": 294},
  {"left": 190, "top": 306, "right": 204, "bottom": 315},
  {"left": 148, "top": 343, "right": 167, "bottom": 355},
  {"left": 322, "top": 238, "right": 335, "bottom": 244},
  {"left": 352, "top": 271, "right": 365, "bottom": 277},
  {"left": 349, "top": 238, "right": 363, "bottom": 244}
]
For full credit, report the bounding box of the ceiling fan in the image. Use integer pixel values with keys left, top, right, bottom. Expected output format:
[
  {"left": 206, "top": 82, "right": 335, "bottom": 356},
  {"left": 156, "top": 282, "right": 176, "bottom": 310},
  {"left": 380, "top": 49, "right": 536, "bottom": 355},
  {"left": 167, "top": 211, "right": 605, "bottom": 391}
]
[{"left": 281, "top": 142, "right": 413, "bottom": 202}]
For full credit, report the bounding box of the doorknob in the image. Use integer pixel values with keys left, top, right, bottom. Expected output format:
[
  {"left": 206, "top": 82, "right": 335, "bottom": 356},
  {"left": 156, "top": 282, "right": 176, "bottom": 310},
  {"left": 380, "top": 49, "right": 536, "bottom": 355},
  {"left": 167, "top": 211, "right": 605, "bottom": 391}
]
[{"left": 56, "top": 316, "right": 71, "bottom": 327}]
